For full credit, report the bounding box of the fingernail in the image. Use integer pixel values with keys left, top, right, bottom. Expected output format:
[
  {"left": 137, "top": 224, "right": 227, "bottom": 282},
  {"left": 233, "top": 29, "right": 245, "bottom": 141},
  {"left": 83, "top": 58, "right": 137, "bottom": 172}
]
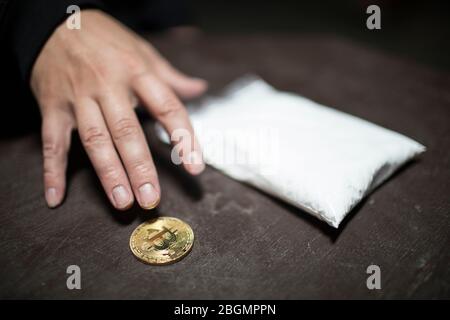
[
  {"left": 112, "top": 185, "right": 131, "bottom": 209},
  {"left": 138, "top": 183, "right": 159, "bottom": 209},
  {"left": 46, "top": 188, "right": 59, "bottom": 208},
  {"left": 186, "top": 151, "right": 205, "bottom": 175}
]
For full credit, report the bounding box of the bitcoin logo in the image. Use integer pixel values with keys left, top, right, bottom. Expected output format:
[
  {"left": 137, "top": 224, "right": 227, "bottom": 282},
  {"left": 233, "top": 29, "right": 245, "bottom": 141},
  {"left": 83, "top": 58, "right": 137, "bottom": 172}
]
[
  {"left": 141, "top": 227, "right": 177, "bottom": 251},
  {"left": 129, "top": 217, "right": 194, "bottom": 265}
]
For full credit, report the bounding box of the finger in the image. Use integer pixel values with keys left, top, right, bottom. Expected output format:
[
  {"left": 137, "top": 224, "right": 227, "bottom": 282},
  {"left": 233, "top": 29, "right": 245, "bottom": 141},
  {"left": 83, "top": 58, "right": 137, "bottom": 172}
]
[
  {"left": 75, "top": 97, "right": 134, "bottom": 210},
  {"left": 139, "top": 43, "right": 207, "bottom": 99},
  {"left": 156, "top": 62, "right": 207, "bottom": 100},
  {"left": 133, "top": 74, "right": 205, "bottom": 175},
  {"left": 41, "top": 109, "right": 73, "bottom": 208},
  {"left": 99, "top": 90, "right": 160, "bottom": 210}
]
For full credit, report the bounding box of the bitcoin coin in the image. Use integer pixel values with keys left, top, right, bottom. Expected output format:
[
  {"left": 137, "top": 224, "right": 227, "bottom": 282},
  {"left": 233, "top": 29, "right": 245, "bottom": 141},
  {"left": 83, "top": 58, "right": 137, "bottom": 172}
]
[{"left": 129, "top": 217, "right": 194, "bottom": 265}]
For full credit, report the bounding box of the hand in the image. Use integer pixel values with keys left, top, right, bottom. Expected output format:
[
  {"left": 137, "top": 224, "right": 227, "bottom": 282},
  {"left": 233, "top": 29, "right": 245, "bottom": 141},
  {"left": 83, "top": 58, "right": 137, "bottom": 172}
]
[{"left": 31, "top": 10, "right": 207, "bottom": 210}]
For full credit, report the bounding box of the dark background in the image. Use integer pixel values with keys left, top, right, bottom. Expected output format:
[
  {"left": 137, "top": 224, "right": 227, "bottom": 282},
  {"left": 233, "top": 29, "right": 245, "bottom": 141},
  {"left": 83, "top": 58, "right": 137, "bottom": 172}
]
[{"left": 187, "top": 0, "right": 450, "bottom": 71}]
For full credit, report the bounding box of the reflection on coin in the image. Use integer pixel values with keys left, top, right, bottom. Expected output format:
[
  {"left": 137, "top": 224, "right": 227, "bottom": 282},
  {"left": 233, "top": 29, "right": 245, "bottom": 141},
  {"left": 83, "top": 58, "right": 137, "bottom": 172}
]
[{"left": 129, "top": 217, "right": 194, "bottom": 265}]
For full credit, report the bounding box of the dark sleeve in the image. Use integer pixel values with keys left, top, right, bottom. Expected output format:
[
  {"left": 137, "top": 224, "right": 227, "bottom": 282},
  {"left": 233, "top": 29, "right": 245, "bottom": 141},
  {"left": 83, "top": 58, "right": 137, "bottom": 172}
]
[{"left": 5, "top": 0, "right": 105, "bottom": 83}]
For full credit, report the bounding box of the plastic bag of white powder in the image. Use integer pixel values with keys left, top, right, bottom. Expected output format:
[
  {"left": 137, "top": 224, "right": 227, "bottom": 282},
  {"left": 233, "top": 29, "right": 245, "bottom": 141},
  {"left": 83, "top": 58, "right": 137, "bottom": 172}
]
[{"left": 157, "top": 76, "right": 425, "bottom": 228}]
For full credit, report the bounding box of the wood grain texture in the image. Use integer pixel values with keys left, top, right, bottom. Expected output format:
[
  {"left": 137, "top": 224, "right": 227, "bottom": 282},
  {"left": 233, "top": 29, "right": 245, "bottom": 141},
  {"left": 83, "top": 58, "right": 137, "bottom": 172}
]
[{"left": 0, "top": 34, "right": 448, "bottom": 299}]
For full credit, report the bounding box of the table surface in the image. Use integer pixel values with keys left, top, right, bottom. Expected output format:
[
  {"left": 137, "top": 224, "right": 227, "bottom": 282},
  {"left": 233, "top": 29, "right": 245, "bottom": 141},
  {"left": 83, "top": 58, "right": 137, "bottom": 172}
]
[{"left": 0, "top": 33, "right": 449, "bottom": 299}]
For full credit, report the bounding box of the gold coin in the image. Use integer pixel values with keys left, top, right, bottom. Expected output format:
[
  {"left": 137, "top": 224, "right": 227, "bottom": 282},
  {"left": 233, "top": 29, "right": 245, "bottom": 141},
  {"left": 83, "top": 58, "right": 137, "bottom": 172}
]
[{"left": 129, "top": 217, "right": 194, "bottom": 265}]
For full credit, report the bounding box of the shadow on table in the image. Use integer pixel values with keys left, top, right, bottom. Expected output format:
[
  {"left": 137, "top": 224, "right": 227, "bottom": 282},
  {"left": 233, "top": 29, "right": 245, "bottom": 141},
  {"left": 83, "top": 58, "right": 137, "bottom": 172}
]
[{"left": 263, "top": 160, "right": 419, "bottom": 242}]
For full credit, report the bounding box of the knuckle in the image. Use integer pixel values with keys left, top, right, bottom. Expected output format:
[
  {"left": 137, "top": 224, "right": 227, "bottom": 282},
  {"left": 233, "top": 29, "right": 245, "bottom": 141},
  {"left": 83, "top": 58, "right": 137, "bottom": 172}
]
[
  {"left": 112, "top": 117, "right": 139, "bottom": 141},
  {"left": 98, "top": 164, "right": 122, "bottom": 182},
  {"left": 130, "top": 159, "right": 154, "bottom": 177},
  {"left": 42, "top": 139, "right": 63, "bottom": 160},
  {"left": 43, "top": 172, "right": 60, "bottom": 186},
  {"left": 39, "top": 95, "right": 59, "bottom": 111},
  {"left": 43, "top": 167, "right": 60, "bottom": 181},
  {"left": 130, "top": 71, "right": 151, "bottom": 88},
  {"left": 156, "top": 98, "right": 183, "bottom": 119},
  {"left": 138, "top": 40, "right": 157, "bottom": 56},
  {"left": 81, "top": 126, "right": 110, "bottom": 149},
  {"left": 43, "top": 160, "right": 62, "bottom": 181}
]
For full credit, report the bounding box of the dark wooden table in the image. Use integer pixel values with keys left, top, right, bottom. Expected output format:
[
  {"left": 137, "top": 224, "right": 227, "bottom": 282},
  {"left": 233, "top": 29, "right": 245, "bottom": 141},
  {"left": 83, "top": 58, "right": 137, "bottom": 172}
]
[{"left": 0, "top": 33, "right": 449, "bottom": 299}]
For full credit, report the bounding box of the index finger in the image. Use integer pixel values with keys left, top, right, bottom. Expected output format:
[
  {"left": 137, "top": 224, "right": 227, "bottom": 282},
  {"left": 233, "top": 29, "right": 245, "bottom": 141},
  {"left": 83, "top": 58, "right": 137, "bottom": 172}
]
[{"left": 132, "top": 74, "right": 205, "bottom": 175}]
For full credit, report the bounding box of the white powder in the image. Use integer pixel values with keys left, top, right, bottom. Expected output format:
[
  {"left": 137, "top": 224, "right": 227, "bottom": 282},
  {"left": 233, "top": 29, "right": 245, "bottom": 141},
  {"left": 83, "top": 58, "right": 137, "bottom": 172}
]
[{"left": 157, "top": 76, "right": 425, "bottom": 228}]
